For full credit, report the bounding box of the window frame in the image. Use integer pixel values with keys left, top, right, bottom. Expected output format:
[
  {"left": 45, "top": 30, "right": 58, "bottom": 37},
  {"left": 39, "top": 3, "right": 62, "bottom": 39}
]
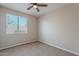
[{"left": 6, "top": 13, "right": 28, "bottom": 34}]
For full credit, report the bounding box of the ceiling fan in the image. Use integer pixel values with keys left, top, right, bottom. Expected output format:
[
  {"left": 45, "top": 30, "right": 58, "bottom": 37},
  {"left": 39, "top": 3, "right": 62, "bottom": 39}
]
[{"left": 27, "top": 3, "right": 47, "bottom": 12}]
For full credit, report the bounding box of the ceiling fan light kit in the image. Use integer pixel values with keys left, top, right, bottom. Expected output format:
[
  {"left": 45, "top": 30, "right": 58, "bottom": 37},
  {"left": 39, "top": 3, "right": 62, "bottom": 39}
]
[
  {"left": 27, "top": 3, "right": 47, "bottom": 12},
  {"left": 33, "top": 5, "right": 38, "bottom": 8}
]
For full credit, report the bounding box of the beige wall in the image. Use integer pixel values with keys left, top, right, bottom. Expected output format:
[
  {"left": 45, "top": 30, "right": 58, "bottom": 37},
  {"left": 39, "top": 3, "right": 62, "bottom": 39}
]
[
  {"left": 0, "top": 6, "right": 38, "bottom": 50},
  {"left": 0, "top": 4, "right": 79, "bottom": 55},
  {"left": 38, "top": 4, "right": 79, "bottom": 55}
]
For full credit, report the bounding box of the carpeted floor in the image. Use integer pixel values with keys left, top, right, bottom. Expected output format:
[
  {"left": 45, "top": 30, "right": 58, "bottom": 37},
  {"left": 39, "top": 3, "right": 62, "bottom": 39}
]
[{"left": 0, "top": 41, "right": 77, "bottom": 56}]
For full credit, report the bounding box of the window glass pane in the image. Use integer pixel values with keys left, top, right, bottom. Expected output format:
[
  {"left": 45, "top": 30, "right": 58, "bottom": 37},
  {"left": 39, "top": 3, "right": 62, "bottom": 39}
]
[
  {"left": 19, "top": 16, "right": 27, "bottom": 26},
  {"left": 19, "top": 16, "right": 28, "bottom": 33},
  {"left": 6, "top": 14, "right": 18, "bottom": 34}
]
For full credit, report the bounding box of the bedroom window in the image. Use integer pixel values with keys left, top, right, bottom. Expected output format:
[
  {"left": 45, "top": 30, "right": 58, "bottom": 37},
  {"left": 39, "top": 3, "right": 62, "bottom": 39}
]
[{"left": 6, "top": 14, "right": 28, "bottom": 34}]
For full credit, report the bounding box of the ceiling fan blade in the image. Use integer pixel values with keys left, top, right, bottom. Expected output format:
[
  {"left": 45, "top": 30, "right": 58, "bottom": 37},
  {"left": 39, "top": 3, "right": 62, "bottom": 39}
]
[
  {"left": 27, "top": 6, "right": 33, "bottom": 10},
  {"left": 38, "top": 4, "right": 47, "bottom": 7},
  {"left": 36, "top": 8, "right": 40, "bottom": 12}
]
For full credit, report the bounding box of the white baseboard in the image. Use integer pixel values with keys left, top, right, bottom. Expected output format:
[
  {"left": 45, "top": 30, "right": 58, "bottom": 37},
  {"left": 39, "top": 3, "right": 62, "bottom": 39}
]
[
  {"left": 39, "top": 40, "right": 79, "bottom": 56},
  {"left": 0, "top": 40, "right": 37, "bottom": 50}
]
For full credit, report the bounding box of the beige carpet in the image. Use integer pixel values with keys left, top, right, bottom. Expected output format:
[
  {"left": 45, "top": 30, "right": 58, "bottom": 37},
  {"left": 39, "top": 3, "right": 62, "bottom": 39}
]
[{"left": 0, "top": 41, "right": 77, "bottom": 56}]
